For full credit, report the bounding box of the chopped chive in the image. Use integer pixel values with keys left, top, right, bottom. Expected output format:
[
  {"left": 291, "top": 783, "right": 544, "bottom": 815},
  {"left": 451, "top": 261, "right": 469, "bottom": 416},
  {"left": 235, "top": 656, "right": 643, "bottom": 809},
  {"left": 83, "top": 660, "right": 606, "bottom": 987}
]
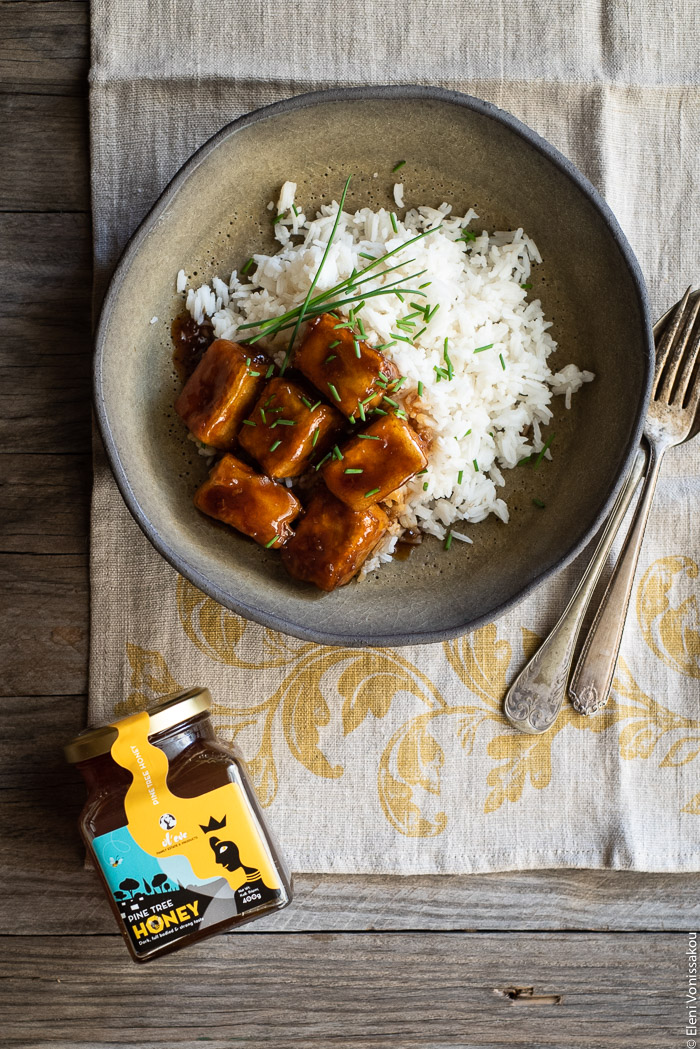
[
  {"left": 417, "top": 468, "right": 428, "bottom": 475},
  {"left": 328, "top": 339, "right": 341, "bottom": 349},
  {"left": 310, "top": 400, "right": 322, "bottom": 412},
  {"left": 521, "top": 282, "right": 532, "bottom": 290},
  {"left": 392, "top": 376, "right": 407, "bottom": 390},
  {"left": 473, "top": 343, "right": 494, "bottom": 353},
  {"left": 532, "top": 498, "right": 546, "bottom": 509},
  {"left": 358, "top": 403, "right": 366, "bottom": 421},
  {"left": 241, "top": 257, "right": 254, "bottom": 275},
  {"left": 373, "top": 408, "right": 388, "bottom": 416},
  {"left": 417, "top": 381, "right": 424, "bottom": 396},
  {"left": 390, "top": 212, "right": 399, "bottom": 233},
  {"left": 245, "top": 357, "right": 251, "bottom": 366},
  {"left": 418, "top": 281, "right": 432, "bottom": 289},
  {"left": 260, "top": 409, "right": 267, "bottom": 423},
  {"left": 457, "top": 470, "right": 464, "bottom": 484},
  {"left": 518, "top": 455, "right": 534, "bottom": 466},
  {"left": 327, "top": 382, "right": 341, "bottom": 402},
  {"left": 394, "top": 409, "right": 407, "bottom": 418},
  {"left": 349, "top": 414, "right": 356, "bottom": 424},
  {"left": 312, "top": 429, "right": 320, "bottom": 447},
  {"left": 315, "top": 452, "right": 332, "bottom": 471},
  {"left": 499, "top": 353, "right": 506, "bottom": 371},
  {"left": 423, "top": 481, "right": 429, "bottom": 491},
  {"left": 391, "top": 333, "right": 413, "bottom": 344},
  {"left": 359, "top": 252, "right": 375, "bottom": 261},
  {"left": 382, "top": 395, "right": 400, "bottom": 408},
  {"left": 300, "top": 397, "right": 313, "bottom": 409},
  {"left": 353, "top": 339, "right": 361, "bottom": 359},
  {"left": 375, "top": 341, "right": 397, "bottom": 351},
  {"left": 364, "top": 487, "right": 381, "bottom": 497},
  {"left": 345, "top": 468, "right": 364, "bottom": 474},
  {"left": 473, "top": 459, "right": 479, "bottom": 472},
  {"left": 463, "top": 429, "right": 472, "bottom": 438},
  {"left": 334, "top": 321, "right": 352, "bottom": 330},
  {"left": 325, "top": 354, "right": 337, "bottom": 364},
  {"left": 264, "top": 395, "right": 274, "bottom": 407},
  {"left": 443, "top": 337, "right": 454, "bottom": 380},
  {"left": 534, "top": 433, "right": 555, "bottom": 468},
  {"left": 265, "top": 365, "right": 275, "bottom": 378},
  {"left": 333, "top": 445, "right": 343, "bottom": 460},
  {"left": 392, "top": 160, "right": 406, "bottom": 172},
  {"left": 242, "top": 419, "right": 256, "bottom": 427},
  {"left": 358, "top": 433, "right": 380, "bottom": 440},
  {"left": 274, "top": 213, "right": 285, "bottom": 224},
  {"left": 444, "top": 532, "right": 453, "bottom": 551},
  {"left": 415, "top": 326, "right": 427, "bottom": 340},
  {"left": 292, "top": 204, "right": 299, "bottom": 216},
  {"left": 378, "top": 372, "right": 388, "bottom": 381},
  {"left": 357, "top": 318, "right": 366, "bottom": 339},
  {"left": 395, "top": 291, "right": 405, "bottom": 303},
  {"left": 265, "top": 536, "right": 279, "bottom": 548},
  {"left": 269, "top": 439, "right": 282, "bottom": 452},
  {"left": 276, "top": 419, "right": 296, "bottom": 426},
  {"left": 248, "top": 370, "right": 261, "bottom": 377},
  {"left": 459, "top": 230, "right": 476, "bottom": 243}
]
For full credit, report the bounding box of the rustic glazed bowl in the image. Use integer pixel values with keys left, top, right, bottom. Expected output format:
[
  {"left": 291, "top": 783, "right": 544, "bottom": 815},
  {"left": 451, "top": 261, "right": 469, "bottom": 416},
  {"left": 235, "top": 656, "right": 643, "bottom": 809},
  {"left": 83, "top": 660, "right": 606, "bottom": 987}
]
[{"left": 94, "top": 86, "right": 653, "bottom": 646}]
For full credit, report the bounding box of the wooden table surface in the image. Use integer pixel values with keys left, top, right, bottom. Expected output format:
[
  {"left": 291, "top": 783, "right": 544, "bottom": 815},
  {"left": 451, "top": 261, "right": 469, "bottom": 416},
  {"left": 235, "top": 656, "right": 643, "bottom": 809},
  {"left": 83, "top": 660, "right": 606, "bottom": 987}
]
[{"left": 1, "top": 4, "right": 696, "bottom": 1046}]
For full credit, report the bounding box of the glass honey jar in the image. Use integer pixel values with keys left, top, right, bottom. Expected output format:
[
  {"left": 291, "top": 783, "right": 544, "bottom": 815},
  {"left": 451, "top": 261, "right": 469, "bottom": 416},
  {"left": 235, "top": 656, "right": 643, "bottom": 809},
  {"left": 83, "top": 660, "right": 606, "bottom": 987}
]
[{"left": 64, "top": 687, "right": 293, "bottom": 962}]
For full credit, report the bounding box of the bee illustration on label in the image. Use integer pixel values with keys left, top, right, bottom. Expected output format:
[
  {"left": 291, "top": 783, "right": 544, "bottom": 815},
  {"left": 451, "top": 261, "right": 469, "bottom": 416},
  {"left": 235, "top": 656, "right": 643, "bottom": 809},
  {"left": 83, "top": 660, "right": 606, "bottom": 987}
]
[{"left": 108, "top": 856, "right": 123, "bottom": 868}]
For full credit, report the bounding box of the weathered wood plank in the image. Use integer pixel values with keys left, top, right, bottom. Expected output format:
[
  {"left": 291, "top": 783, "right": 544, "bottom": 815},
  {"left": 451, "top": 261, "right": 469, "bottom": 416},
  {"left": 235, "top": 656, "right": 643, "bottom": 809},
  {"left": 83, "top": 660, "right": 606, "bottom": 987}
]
[
  {"left": 0, "top": 554, "right": 88, "bottom": 696},
  {"left": 0, "top": 213, "right": 92, "bottom": 454},
  {"left": 0, "top": 1, "right": 89, "bottom": 96},
  {"left": 0, "top": 93, "right": 89, "bottom": 210},
  {"left": 0, "top": 933, "right": 681, "bottom": 1047},
  {"left": 2, "top": 693, "right": 699, "bottom": 934},
  {"left": 0, "top": 453, "right": 90, "bottom": 554}
]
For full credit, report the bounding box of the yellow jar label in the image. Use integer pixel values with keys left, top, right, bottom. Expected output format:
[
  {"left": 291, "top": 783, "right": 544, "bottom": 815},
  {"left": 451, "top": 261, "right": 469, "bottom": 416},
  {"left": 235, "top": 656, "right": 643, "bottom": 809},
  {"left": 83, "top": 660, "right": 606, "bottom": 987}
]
[{"left": 92, "top": 711, "right": 282, "bottom": 957}]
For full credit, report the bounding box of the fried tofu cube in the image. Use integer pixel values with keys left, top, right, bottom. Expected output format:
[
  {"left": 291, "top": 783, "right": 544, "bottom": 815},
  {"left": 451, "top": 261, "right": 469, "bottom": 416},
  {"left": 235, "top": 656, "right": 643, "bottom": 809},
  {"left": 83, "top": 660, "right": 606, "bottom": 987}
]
[
  {"left": 321, "top": 413, "right": 427, "bottom": 510},
  {"left": 175, "top": 339, "right": 270, "bottom": 450},
  {"left": 238, "top": 377, "right": 345, "bottom": 479},
  {"left": 294, "top": 313, "right": 400, "bottom": 419},
  {"left": 282, "top": 490, "right": 389, "bottom": 591},
  {"left": 194, "top": 454, "right": 301, "bottom": 549}
]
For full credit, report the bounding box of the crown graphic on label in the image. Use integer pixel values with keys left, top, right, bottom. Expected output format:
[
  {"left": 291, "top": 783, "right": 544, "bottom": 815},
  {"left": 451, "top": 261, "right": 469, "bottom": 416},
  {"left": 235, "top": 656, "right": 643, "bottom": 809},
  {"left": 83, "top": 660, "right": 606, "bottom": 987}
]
[{"left": 199, "top": 815, "right": 227, "bottom": 834}]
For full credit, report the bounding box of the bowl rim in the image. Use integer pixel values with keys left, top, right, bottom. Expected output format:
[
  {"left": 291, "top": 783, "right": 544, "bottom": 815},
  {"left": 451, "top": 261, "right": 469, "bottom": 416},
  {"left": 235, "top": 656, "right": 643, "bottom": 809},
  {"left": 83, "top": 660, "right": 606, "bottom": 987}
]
[{"left": 94, "top": 84, "right": 654, "bottom": 647}]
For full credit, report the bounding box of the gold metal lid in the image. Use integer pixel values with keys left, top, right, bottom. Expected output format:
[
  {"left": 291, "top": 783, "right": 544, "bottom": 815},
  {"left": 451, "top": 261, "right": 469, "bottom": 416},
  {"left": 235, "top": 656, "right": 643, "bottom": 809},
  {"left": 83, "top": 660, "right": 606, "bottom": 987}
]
[{"left": 63, "top": 687, "right": 212, "bottom": 764}]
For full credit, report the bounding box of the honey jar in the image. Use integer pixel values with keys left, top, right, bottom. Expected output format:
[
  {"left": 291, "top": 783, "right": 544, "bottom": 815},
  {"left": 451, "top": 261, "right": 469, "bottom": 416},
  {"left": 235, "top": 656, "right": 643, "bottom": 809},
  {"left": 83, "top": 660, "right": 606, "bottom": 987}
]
[{"left": 64, "top": 687, "right": 293, "bottom": 962}]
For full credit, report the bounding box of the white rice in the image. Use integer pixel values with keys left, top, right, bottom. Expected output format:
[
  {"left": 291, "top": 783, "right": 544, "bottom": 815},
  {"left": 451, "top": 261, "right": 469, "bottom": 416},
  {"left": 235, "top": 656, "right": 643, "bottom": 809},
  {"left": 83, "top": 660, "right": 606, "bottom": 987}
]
[{"left": 177, "top": 186, "right": 594, "bottom": 566}]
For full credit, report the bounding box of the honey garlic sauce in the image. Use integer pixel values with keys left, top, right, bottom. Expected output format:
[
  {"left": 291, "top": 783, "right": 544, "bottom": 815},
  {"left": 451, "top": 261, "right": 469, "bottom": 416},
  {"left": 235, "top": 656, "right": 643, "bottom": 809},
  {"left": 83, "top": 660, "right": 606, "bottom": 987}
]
[{"left": 172, "top": 312, "right": 213, "bottom": 382}]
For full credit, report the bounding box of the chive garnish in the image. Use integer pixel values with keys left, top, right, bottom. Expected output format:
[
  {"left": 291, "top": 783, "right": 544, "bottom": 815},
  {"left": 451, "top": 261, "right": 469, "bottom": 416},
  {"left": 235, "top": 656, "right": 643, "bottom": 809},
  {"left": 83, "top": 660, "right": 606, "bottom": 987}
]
[
  {"left": 300, "top": 396, "right": 313, "bottom": 409},
  {"left": 328, "top": 339, "right": 341, "bottom": 349},
  {"left": 279, "top": 174, "right": 352, "bottom": 374},
  {"left": 310, "top": 400, "right": 321, "bottom": 412},
  {"left": 423, "top": 481, "right": 429, "bottom": 491},
  {"left": 373, "top": 408, "right": 388, "bottom": 416},
  {"left": 265, "top": 364, "right": 274, "bottom": 378},
  {"left": 417, "top": 381, "right": 424, "bottom": 396},
  {"left": 533, "top": 433, "right": 555, "bottom": 468},
  {"left": 532, "top": 498, "right": 546, "bottom": 509},
  {"left": 248, "top": 370, "right": 261, "bottom": 377},
  {"left": 375, "top": 341, "right": 397, "bottom": 351},
  {"left": 474, "top": 343, "right": 494, "bottom": 353},
  {"left": 457, "top": 470, "right": 463, "bottom": 484},
  {"left": 395, "top": 291, "right": 405, "bottom": 303},
  {"left": 357, "top": 318, "right": 367, "bottom": 339},
  {"left": 518, "top": 455, "right": 534, "bottom": 466},
  {"left": 241, "top": 257, "right": 254, "bottom": 275},
  {"left": 333, "top": 445, "right": 343, "bottom": 460},
  {"left": 345, "top": 468, "right": 363, "bottom": 475},
  {"left": 265, "top": 536, "right": 278, "bottom": 548},
  {"left": 358, "top": 403, "right": 366, "bottom": 421},
  {"left": 443, "top": 338, "right": 454, "bottom": 380},
  {"left": 325, "top": 354, "right": 337, "bottom": 363},
  {"left": 392, "top": 376, "right": 407, "bottom": 390},
  {"left": 358, "top": 434, "right": 380, "bottom": 440},
  {"left": 269, "top": 439, "right": 282, "bottom": 452},
  {"left": 463, "top": 429, "right": 472, "bottom": 438},
  {"left": 459, "top": 230, "right": 476, "bottom": 243},
  {"left": 444, "top": 532, "right": 453, "bottom": 551},
  {"left": 315, "top": 452, "right": 332, "bottom": 471},
  {"left": 359, "top": 252, "right": 375, "bottom": 261},
  {"left": 327, "top": 382, "right": 341, "bottom": 402},
  {"left": 353, "top": 339, "right": 361, "bottom": 359},
  {"left": 276, "top": 419, "right": 295, "bottom": 426},
  {"left": 521, "top": 282, "right": 532, "bottom": 290},
  {"left": 274, "top": 213, "right": 285, "bottom": 224},
  {"left": 349, "top": 414, "right": 356, "bottom": 424},
  {"left": 417, "top": 468, "right": 428, "bottom": 475},
  {"left": 245, "top": 357, "right": 251, "bottom": 366},
  {"left": 382, "top": 395, "right": 400, "bottom": 408},
  {"left": 260, "top": 409, "right": 267, "bottom": 423},
  {"left": 499, "top": 353, "right": 506, "bottom": 371},
  {"left": 473, "top": 459, "right": 479, "bottom": 472},
  {"left": 392, "top": 160, "right": 406, "bottom": 172},
  {"left": 242, "top": 419, "right": 256, "bottom": 427},
  {"left": 364, "top": 487, "right": 381, "bottom": 497},
  {"left": 390, "top": 212, "right": 398, "bottom": 233},
  {"left": 418, "top": 281, "right": 432, "bottom": 289},
  {"left": 312, "top": 429, "right": 320, "bottom": 447}
]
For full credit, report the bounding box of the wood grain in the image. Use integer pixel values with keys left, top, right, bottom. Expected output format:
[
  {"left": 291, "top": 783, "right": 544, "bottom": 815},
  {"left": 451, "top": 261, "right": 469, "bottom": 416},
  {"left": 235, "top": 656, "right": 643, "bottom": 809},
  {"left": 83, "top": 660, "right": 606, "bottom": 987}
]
[
  {"left": 0, "top": 933, "right": 681, "bottom": 1047},
  {"left": 0, "top": 1, "right": 89, "bottom": 96}
]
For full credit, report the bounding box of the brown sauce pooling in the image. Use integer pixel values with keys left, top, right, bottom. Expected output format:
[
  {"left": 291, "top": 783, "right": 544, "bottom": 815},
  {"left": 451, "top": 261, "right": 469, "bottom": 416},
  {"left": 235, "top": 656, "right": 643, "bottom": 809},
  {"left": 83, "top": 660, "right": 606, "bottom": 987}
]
[
  {"left": 172, "top": 312, "right": 214, "bottom": 382},
  {"left": 393, "top": 528, "right": 422, "bottom": 561}
]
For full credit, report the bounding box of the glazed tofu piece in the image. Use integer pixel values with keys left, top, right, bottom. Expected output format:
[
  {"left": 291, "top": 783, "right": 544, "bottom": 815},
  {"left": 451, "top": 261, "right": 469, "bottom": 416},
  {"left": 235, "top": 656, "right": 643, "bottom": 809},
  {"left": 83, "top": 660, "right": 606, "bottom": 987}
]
[
  {"left": 321, "top": 413, "right": 427, "bottom": 510},
  {"left": 194, "top": 454, "right": 301, "bottom": 549},
  {"left": 294, "top": 313, "right": 400, "bottom": 420},
  {"left": 282, "top": 490, "right": 389, "bottom": 591},
  {"left": 238, "top": 377, "right": 345, "bottom": 478},
  {"left": 175, "top": 339, "right": 270, "bottom": 450}
]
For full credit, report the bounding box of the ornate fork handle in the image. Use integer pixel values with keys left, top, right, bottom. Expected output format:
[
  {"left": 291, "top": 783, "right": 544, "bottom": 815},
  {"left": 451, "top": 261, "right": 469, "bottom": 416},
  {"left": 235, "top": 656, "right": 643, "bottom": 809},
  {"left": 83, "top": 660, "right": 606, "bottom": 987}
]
[
  {"left": 568, "top": 441, "right": 664, "bottom": 714},
  {"left": 504, "top": 449, "right": 646, "bottom": 734}
]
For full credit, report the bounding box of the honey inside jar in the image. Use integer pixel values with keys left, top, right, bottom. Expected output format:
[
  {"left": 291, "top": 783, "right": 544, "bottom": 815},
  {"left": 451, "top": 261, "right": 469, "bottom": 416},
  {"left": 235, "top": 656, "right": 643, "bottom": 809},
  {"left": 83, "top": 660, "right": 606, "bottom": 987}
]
[{"left": 64, "top": 688, "right": 293, "bottom": 962}]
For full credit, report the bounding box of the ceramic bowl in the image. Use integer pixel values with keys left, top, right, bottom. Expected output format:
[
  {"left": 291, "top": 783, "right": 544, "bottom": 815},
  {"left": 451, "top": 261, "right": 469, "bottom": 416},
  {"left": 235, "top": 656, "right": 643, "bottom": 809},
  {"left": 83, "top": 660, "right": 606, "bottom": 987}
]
[{"left": 94, "top": 86, "right": 653, "bottom": 646}]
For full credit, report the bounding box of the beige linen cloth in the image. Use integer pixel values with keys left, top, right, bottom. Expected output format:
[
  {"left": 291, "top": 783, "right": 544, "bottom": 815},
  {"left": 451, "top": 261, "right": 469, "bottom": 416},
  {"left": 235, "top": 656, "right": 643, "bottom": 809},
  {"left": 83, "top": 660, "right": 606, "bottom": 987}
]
[{"left": 89, "top": 0, "right": 700, "bottom": 873}]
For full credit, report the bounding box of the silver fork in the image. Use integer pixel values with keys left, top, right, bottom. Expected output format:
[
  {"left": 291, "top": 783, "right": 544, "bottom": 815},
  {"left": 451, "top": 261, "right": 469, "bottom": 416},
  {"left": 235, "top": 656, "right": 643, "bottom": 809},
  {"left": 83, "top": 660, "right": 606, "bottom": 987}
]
[{"left": 569, "top": 287, "right": 700, "bottom": 714}]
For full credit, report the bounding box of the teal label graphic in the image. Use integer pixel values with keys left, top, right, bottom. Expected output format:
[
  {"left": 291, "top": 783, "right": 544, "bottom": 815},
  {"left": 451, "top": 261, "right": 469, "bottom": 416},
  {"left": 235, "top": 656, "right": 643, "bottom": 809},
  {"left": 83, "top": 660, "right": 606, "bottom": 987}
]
[{"left": 93, "top": 825, "right": 279, "bottom": 956}]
